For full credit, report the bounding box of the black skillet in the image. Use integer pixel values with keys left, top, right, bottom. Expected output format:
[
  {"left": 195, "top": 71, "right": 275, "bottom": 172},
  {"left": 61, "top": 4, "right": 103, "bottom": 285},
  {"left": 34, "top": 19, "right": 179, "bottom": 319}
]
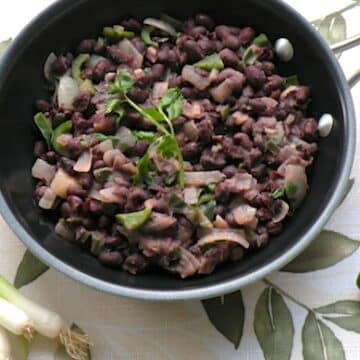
[{"left": 0, "top": 0, "right": 356, "bottom": 300}]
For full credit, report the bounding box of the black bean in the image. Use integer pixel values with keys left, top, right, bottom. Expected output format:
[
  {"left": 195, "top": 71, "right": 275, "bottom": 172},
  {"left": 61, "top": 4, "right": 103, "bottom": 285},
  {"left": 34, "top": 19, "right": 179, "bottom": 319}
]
[
  {"left": 200, "top": 148, "right": 227, "bottom": 169},
  {"left": 183, "top": 19, "right": 196, "bottom": 34},
  {"left": 219, "top": 48, "right": 239, "bottom": 67},
  {"left": 77, "top": 39, "right": 96, "bottom": 54},
  {"left": 73, "top": 93, "right": 91, "bottom": 112},
  {"left": 222, "top": 35, "right": 241, "bottom": 50},
  {"left": 223, "top": 165, "right": 237, "bottom": 178},
  {"left": 195, "top": 14, "right": 215, "bottom": 30},
  {"left": 131, "top": 37, "right": 146, "bottom": 54},
  {"left": 198, "top": 38, "right": 216, "bottom": 55},
  {"left": 239, "top": 27, "right": 255, "bottom": 44},
  {"left": 233, "top": 132, "right": 253, "bottom": 150},
  {"left": 189, "top": 26, "right": 208, "bottom": 39},
  {"left": 151, "top": 63, "right": 165, "bottom": 81},
  {"left": 121, "top": 18, "right": 142, "bottom": 32},
  {"left": 52, "top": 55, "right": 70, "bottom": 76},
  {"left": 251, "top": 163, "right": 267, "bottom": 179},
  {"left": 245, "top": 65, "right": 266, "bottom": 88},
  {"left": 92, "top": 59, "right": 115, "bottom": 83},
  {"left": 267, "top": 221, "right": 282, "bottom": 235},
  {"left": 36, "top": 99, "right": 51, "bottom": 113},
  {"left": 182, "top": 40, "right": 203, "bottom": 62},
  {"left": 182, "top": 142, "right": 202, "bottom": 160},
  {"left": 98, "top": 250, "right": 124, "bottom": 268},
  {"left": 92, "top": 113, "right": 115, "bottom": 134},
  {"left": 128, "top": 87, "right": 149, "bottom": 104}
]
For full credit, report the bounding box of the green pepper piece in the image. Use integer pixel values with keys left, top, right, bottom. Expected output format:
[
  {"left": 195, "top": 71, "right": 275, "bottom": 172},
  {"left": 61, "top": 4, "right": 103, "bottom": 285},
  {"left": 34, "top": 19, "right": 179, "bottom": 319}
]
[
  {"left": 51, "top": 120, "right": 72, "bottom": 156},
  {"left": 252, "top": 33, "right": 271, "bottom": 47},
  {"left": 283, "top": 75, "right": 299, "bottom": 87},
  {"left": 198, "top": 193, "right": 215, "bottom": 205},
  {"left": 220, "top": 105, "right": 230, "bottom": 120},
  {"left": 115, "top": 208, "right": 152, "bottom": 231},
  {"left": 243, "top": 33, "right": 271, "bottom": 66},
  {"left": 194, "top": 54, "right": 224, "bottom": 71},
  {"left": 79, "top": 79, "right": 96, "bottom": 95},
  {"left": 72, "top": 54, "right": 90, "bottom": 85},
  {"left": 103, "top": 26, "right": 135, "bottom": 41},
  {"left": 90, "top": 231, "right": 105, "bottom": 255},
  {"left": 271, "top": 187, "right": 285, "bottom": 200},
  {"left": 93, "top": 167, "right": 113, "bottom": 182},
  {"left": 141, "top": 27, "right": 159, "bottom": 48},
  {"left": 33, "top": 112, "right": 53, "bottom": 148}
]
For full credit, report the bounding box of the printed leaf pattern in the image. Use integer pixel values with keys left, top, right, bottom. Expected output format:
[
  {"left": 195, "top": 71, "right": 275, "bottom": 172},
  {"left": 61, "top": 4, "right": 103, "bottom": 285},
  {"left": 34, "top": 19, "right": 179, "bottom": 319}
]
[
  {"left": 302, "top": 312, "right": 345, "bottom": 360},
  {"left": 254, "top": 287, "right": 294, "bottom": 360},
  {"left": 14, "top": 250, "right": 49, "bottom": 288},
  {"left": 282, "top": 231, "right": 359, "bottom": 273},
  {"left": 202, "top": 291, "right": 245, "bottom": 349}
]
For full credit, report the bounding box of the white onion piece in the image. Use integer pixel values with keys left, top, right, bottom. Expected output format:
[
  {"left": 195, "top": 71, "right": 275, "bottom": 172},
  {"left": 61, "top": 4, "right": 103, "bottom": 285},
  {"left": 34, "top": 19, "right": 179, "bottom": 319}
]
[
  {"left": 57, "top": 76, "right": 80, "bottom": 110},
  {"left": 214, "top": 215, "right": 229, "bottom": 229},
  {"left": 182, "top": 65, "right": 211, "bottom": 91},
  {"left": 143, "top": 18, "right": 177, "bottom": 37},
  {"left": 55, "top": 221, "right": 74, "bottom": 242},
  {"left": 152, "top": 81, "right": 169, "bottom": 100},
  {"left": 121, "top": 162, "right": 137, "bottom": 174},
  {"left": 210, "top": 79, "right": 233, "bottom": 104},
  {"left": 116, "top": 127, "right": 136, "bottom": 150},
  {"left": 197, "top": 229, "right": 250, "bottom": 249},
  {"left": 183, "top": 101, "right": 203, "bottom": 119},
  {"left": 280, "top": 85, "right": 298, "bottom": 100},
  {"left": 50, "top": 169, "right": 81, "bottom": 199},
  {"left": 87, "top": 54, "right": 106, "bottom": 68},
  {"left": 184, "top": 171, "right": 225, "bottom": 186},
  {"left": 32, "top": 159, "right": 56, "bottom": 185},
  {"left": 43, "top": 52, "right": 57, "bottom": 81},
  {"left": 273, "top": 200, "right": 290, "bottom": 223},
  {"left": 93, "top": 139, "right": 113, "bottom": 153},
  {"left": 117, "top": 39, "right": 144, "bottom": 69},
  {"left": 89, "top": 187, "right": 103, "bottom": 201},
  {"left": 232, "top": 204, "right": 257, "bottom": 225},
  {"left": 184, "top": 187, "right": 199, "bottom": 205},
  {"left": 39, "top": 188, "right": 57, "bottom": 210},
  {"left": 73, "top": 150, "right": 92, "bottom": 173},
  {"left": 99, "top": 187, "right": 122, "bottom": 203}
]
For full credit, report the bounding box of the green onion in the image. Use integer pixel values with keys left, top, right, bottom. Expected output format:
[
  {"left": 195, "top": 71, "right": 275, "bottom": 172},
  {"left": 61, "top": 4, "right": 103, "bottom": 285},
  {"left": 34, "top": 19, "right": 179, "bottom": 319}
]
[
  {"left": 34, "top": 112, "right": 53, "bottom": 148},
  {"left": 194, "top": 54, "right": 224, "bottom": 71},
  {"left": 141, "top": 27, "right": 158, "bottom": 48},
  {"left": 115, "top": 208, "right": 152, "bottom": 231},
  {"left": 253, "top": 33, "right": 271, "bottom": 47},
  {"left": 285, "top": 181, "right": 298, "bottom": 196},
  {"left": 0, "top": 276, "right": 90, "bottom": 359}
]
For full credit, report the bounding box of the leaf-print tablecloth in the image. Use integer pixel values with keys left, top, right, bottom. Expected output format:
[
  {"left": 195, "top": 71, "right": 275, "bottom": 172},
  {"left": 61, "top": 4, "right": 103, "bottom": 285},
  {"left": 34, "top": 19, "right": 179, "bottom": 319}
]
[{"left": 1, "top": 1, "right": 360, "bottom": 359}]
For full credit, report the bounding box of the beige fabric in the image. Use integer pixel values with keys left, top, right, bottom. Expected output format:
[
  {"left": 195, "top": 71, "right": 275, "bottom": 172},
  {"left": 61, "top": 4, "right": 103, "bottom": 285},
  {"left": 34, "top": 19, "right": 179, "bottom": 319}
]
[{"left": 0, "top": 1, "right": 360, "bottom": 358}]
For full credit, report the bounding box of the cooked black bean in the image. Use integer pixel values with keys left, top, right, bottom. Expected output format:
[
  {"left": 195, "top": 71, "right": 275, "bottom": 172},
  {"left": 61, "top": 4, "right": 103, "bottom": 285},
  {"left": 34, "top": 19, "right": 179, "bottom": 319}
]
[{"left": 195, "top": 14, "right": 215, "bottom": 30}]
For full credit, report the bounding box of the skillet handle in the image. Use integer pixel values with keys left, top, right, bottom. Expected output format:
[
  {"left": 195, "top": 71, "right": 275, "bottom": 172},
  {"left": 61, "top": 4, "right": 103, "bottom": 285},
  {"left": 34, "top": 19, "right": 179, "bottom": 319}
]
[{"left": 330, "top": 33, "right": 360, "bottom": 88}]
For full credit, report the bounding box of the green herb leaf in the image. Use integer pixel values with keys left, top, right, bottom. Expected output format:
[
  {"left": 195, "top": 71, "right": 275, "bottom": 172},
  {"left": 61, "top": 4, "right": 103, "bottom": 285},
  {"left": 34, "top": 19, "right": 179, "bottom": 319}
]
[
  {"left": 254, "top": 287, "right": 294, "bottom": 360},
  {"left": 14, "top": 250, "right": 49, "bottom": 289},
  {"left": 243, "top": 47, "right": 258, "bottom": 65},
  {"left": 141, "top": 27, "right": 158, "bottom": 48},
  {"left": 302, "top": 312, "right": 345, "bottom": 360},
  {"left": 72, "top": 54, "right": 90, "bottom": 85},
  {"left": 271, "top": 187, "right": 285, "bottom": 200},
  {"left": 282, "top": 230, "right": 359, "bottom": 273},
  {"left": 52, "top": 120, "right": 73, "bottom": 156},
  {"left": 106, "top": 99, "right": 125, "bottom": 127},
  {"left": 160, "top": 14, "right": 183, "bottom": 30},
  {"left": 316, "top": 300, "right": 360, "bottom": 333},
  {"left": 34, "top": 112, "right": 53, "bottom": 148},
  {"left": 194, "top": 54, "right": 224, "bottom": 71},
  {"left": 202, "top": 291, "right": 245, "bottom": 349},
  {"left": 0, "top": 38, "right": 11, "bottom": 55},
  {"left": 200, "top": 200, "right": 216, "bottom": 221},
  {"left": 283, "top": 75, "right": 299, "bottom": 87},
  {"left": 156, "top": 135, "right": 177, "bottom": 159},
  {"left": 142, "top": 107, "right": 165, "bottom": 122},
  {"left": 103, "top": 26, "right": 135, "bottom": 41},
  {"left": 116, "top": 208, "right": 152, "bottom": 231},
  {"left": 159, "top": 88, "right": 184, "bottom": 120},
  {"left": 164, "top": 172, "right": 178, "bottom": 186},
  {"left": 132, "top": 130, "right": 157, "bottom": 143},
  {"left": 198, "top": 193, "right": 215, "bottom": 205},
  {"left": 133, "top": 153, "right": 152, "bottom": 187},
  {"left": 93, "top": 167, "right": 113, "bottom": 182},
  {"left": 108, "top": 71, "right": 134, "bottom": 95},
  {"left": 168, "top": 192, "right": 187, "bottom": 213}
]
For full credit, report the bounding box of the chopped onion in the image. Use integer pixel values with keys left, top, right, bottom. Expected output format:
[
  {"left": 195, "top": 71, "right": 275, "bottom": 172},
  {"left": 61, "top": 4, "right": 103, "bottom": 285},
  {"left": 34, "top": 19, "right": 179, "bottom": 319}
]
[
  {"left": 50, "top": 169, "right": 81, "bottom": 199},
  {"left": 184, "top": 171, "right": 225, "bottom": 186},
  {"left": 210, "top": 79, "right": 233, "bottom": 104},
  {"left": 182, "top": 65, "right": 211, "bottom": 91},
  {"left": 39, "top": 188, "right": 57, "bottom": 210},
  {"left": 57, "top": 76, "right": 80, "bottom": 110},
  {"left": 117, "top": 39, "right": 144, "bottom": 69},
  {"left": 152, "top": 81, "right": 169, "bottom": 100},
  {"left": 273, "top": 200, "right": 290, "bottom": 223},
  {"left": 174, "top": 248, "right": 200, "bottom": 279},
  {"left": 31, "top": 159, "right": 56, "bottom": 185},
  {"left": 0, "top": 326, "right": 11, "bottom": 360},
  {"left": 116, "top": 127, "right": 136, "bottom": 150},
  {"left": 93, "top": 139, "right": 113, "bottom": 153},
  {"left": 232, "top": 173, "right": 254, "bottom": 191},
  {"left": 89, "top": 186, "right": 103, "bottom": 201},
  {"left": 143, "top": 18, "right": 177, "bottom": 37},
  {"left": 232, "top": 204, "right": 257, "bottom": 225},
  {"left": 0, "top": 298, "right": 33, "bottom": 340},
  {"left": 214, "top": 215, "right": 229, "bottom": 229},
  {"left": 184, "top": 187, "right": 199, "bottom": 205},
  {"left": 183, "top": 101, "right": 203, "bottom": 119},
  {"left": 183, "top": 120, "right": 200, "bottom": 141},
  {"left": 73, "top": 150, "right": 92, "bottom": 173},
  {"left": 197, "top": 229, "right": 250, "bottom": 248},
  {"left": 280, "top": 85, "right": 298, "bottom": 99},
  {"left": 99, "top": 187, "right": 122, "bottom": 203},
  {"left": 103, "top": 149, "right": 127, "bottom": 169},
  {"left": 87, "top": 54, "right": 106, "bottom": 68},
  {"left": 142, "top": 212, "right": 177, "bottom": 232},
  {"left": 284, "top": 164, "right": 308, "bottom": 208},
  {"left": 43, "top": 52, "right": 57, "bottom": 81}
]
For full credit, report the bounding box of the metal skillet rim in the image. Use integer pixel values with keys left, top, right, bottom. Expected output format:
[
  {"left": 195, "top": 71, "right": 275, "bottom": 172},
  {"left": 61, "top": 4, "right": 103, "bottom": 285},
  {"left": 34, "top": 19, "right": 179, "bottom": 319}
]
[{"left": 0, "top": 0, "right": 355, "bottom": 301}]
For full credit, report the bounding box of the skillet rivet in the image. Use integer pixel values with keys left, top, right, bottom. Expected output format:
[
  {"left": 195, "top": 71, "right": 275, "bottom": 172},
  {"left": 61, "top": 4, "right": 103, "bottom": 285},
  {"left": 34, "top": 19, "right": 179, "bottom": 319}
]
[
  {"left": 318, "top": 113, "right": 334, "bottom": 138},
  {"left": 275, "top": 38, "right": 294, "bottom": 62}
]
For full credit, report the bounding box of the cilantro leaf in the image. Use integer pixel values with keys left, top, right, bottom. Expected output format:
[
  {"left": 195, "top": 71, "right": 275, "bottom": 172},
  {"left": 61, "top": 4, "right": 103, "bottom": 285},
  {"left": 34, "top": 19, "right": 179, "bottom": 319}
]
[
  {"left": 132, "top": 131, "right": 157, "bottom": 143},
  {"left": 156, "top": 135, "right": 178, "bottom": 159},
  {"left": 108, "top": 71, "right": 134, "bottom": 95}
]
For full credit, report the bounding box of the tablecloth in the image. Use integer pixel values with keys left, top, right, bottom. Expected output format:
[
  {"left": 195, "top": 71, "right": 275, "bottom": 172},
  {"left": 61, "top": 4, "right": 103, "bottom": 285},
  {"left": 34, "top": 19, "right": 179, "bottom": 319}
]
[{"left": 0, "top": 1, "right": 359, "bottom": 359}]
